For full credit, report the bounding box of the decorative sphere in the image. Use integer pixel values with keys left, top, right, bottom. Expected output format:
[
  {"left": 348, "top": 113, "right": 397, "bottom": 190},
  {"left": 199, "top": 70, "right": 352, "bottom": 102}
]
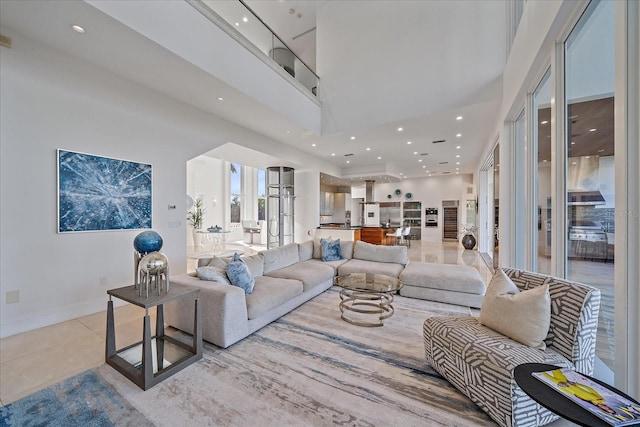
[
  {"left": 134, "top": 231, "right": 163, "bottom": 254},
  {"left": 138, "top": 252, "right": 168, "bottom": 274}
]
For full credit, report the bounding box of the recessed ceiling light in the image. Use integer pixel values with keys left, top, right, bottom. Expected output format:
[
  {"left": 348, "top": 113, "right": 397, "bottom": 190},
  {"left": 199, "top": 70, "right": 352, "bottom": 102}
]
[
  {"left": 585, "top": 156, "right": 591, "bottom": 159},
  {"left": 422, "top": 165, "right": 426, "bottom": 168},
  {"left": 217, "top": 97, "right": 224, "bottom": 101},
  {"left": 235, "top": 22, "right": 240, "bottom": 26},
  {"left": 397, "top": 127, "right": 404, "bottom": 132},
  {"left": 331, "top": 153, "right": 336, "bottom": 156},
  {"left": 366, "top": 147, "right": 371, "bottom": 151},
  {"left": 242, "top": 16, "right": 248, "bottom": 22},
  {"left": 456, "top": 162, "right": 460, "bottom": 165},
  {"left": 377, "top": 156, "right": 382, "bottom": 160},
  {"left": 407, "top": 141, "right": 412, "bottom": 144},
  {"left": 456, "top": 116, "right": 463, "bottom": 121},
  {"left": 413, "top": 151, "right": 418, "bottom": 155},
  {"left": 456, "top": 172, "right": 459, "bottom": 175},
  {"left": 456, "top": 145, "right": 461, "bottom": 149},
  {"left": 571, "top": 141, "right": 576, "bottom": 145},
  {"left": 350, "top": 136, "right": 356, "bottom": 140},
  {"left": 286, "top": 130, "right": 291, "bottom": 134},
  {"left": 311, "top": 143, "right": 316, "bottom": 147},
  {"left": 346, "top": 160, "right": 350, "bottom": 164},
  {"left": 429, "top": 174, "right": 432, "bottom": 177},
  {"left": 71, "top": 25, "right": 86, "bottom": 33},
  {"left": 456, "top": 133, "right": 462, "bottom": 138},
  {"left": 589, "top": 128, "right": 597, "bottom": 132},
  {"left": 543, "top": 159, "right": 548, "bottom": 162},
  {"left": 456, "top": 154, "right": 461, "bottom": 158},
  {"left": 541, "top": 120, "right": 548, "bottom": 125},
  {"left": 418, "top": 159, "right": 423, "bottom": 162},
  {"left": 399, "top": 172, "right": 403, "bottom": 175}
]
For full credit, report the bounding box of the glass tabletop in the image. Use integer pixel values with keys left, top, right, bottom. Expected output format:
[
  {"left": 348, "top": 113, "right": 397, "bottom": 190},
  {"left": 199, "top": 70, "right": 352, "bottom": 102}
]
[{"left": 335, "top": 273, "right": 403, "bottom": 293}]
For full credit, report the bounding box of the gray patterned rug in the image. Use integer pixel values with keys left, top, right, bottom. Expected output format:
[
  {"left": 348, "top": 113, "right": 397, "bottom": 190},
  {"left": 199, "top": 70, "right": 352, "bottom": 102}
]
[{"left": 2, "top": 288, "right": 496, "bottom": 426}]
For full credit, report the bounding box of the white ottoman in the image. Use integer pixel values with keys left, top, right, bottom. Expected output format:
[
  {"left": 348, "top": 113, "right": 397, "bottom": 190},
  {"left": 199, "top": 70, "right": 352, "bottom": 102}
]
[{"left": 399, "top": 262, "right": 486, "bottom": 308}]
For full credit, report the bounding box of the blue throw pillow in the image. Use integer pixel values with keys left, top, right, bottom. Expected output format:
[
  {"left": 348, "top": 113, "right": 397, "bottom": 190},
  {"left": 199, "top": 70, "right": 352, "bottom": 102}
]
[
  {"left": 226, "top": 253, "right": 255, "bottom": 294},
  {"left": 321, "top": 238, "right": 343, "bottom": 262}
]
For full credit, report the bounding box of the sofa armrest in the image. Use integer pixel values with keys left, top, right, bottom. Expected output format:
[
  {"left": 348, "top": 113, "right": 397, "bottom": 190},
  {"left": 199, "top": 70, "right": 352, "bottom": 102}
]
[{"left": 165, "top": 273, "right": 249, "bottom": 348}]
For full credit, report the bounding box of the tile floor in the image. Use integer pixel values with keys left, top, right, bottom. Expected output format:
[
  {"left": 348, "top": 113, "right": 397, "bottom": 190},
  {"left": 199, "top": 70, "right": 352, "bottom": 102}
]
[{"left": 0, "top": 240, "right": 578, "bottom": 425}]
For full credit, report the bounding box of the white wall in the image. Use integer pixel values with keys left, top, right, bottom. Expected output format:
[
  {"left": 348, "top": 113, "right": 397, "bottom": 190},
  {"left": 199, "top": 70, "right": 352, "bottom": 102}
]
[
  {"left": 374, "top": 175, "right": 471, "bottom": 242},
  {"left": 0, "top": 28, "right": 317, "bottom": 338}
]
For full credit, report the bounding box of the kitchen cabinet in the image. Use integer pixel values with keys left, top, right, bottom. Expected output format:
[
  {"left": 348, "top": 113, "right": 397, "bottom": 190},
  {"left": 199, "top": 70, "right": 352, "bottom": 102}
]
[
  {"left": 360, "top": 227, "right": 386, "bottom": 245},
  {"left": 320, "top": 192, "right": 334, "bottom": 216},
  {"left": 403, "top": 201, "right": 422, "bottom": 240}
]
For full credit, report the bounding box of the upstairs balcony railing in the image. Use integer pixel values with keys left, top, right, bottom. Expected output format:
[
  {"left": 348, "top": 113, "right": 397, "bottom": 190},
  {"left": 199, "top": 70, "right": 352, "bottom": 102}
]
[{"left": 189, "top": 0, "right": 319, "bottom": 97}]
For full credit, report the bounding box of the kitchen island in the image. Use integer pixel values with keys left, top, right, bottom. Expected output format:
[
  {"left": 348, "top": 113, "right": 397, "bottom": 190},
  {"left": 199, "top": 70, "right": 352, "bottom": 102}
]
[{"left": 316, "top": 226, "right": 361, "bottom": 242}]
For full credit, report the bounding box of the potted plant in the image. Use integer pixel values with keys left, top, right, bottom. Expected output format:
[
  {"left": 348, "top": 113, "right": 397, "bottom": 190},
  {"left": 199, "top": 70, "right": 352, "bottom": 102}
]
[
  {"left": 459, "top": 224, "right": 478, "bottom": 250},
  {"left": 187, "top": 198, "right": 205, "bottom": 248}
]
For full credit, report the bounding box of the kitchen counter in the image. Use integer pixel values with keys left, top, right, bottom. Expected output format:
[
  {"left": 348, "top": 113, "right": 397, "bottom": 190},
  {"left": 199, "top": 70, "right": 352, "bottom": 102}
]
[{"left": 316, "top": 227, "right": 361, "bottom": 242}]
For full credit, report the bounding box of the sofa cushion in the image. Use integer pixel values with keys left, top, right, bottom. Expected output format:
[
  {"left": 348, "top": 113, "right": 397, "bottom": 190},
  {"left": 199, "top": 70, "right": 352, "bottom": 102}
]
[
  {"left": 479, "top": 270, "right": 551, "bottom": 349},
  {"left": 353, "top": 240, "right": 407, "bottom": 265},
  {"left": 226, "top": 253, "right": 255, "bottom": 294},
  {"left": 265, "top": 261, "right": 335, "bottom": 292},
  {"left": 245, "top": 276, "right": 303, "bottom": 320},
  {"left": 298, "top": 240, "right": 313, "bottom": 261},
  {"left": 340, "top": 240, "right": 354, "bottom": 259},
  {"left": 242, "top": 253, "right": 264, "bottom": 277},
  {"left": 313, "top": 236, "right": 326, "bottom": 259},
  {"left": 337, "top": 258, "right": 404, "bottom": 278},
  {"left": 321, "top": 238, "right": 343, "bottom": 261},
  {"left": 399, "top": 262, "right": 486, "bottom": 295},
  {"left": 262, "top": 243, "right": 300, "bottom": 274},
  {"left": 195, "top": 266, "right": 230, "bottom": 285}
]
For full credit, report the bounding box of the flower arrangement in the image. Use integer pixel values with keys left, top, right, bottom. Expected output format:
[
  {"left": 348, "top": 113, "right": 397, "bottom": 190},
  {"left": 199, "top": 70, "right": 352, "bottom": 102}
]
[
  {"left": 459, "top": 224, "right": 478, "bottom": 239},
  {"left": 187, "top": 198, "right": 205, "bottom": 229}
]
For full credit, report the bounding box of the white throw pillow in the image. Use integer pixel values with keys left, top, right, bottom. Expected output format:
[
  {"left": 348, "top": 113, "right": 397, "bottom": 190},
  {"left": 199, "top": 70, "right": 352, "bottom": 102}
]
[
  {"left": 196, "top": 266, "right": 231, "bottom": 285},
  {"left": 479, "top": 270, "right": 551, "bottom": 349}
]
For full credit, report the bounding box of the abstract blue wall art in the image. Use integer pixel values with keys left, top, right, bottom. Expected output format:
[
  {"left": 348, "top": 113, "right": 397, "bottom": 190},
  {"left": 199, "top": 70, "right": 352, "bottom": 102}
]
[{"left": 58, "top": 150, "right": 152, "bottom": 232}]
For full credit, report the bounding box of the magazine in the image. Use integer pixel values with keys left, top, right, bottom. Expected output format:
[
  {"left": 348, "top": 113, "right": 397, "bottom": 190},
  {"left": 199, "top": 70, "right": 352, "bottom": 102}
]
[{"left": 532, "top": 367, "right": 640, "bottom": 426}]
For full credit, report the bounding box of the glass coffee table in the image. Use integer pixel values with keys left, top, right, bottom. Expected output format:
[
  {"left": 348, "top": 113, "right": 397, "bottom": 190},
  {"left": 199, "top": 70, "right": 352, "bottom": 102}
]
[{"left": 334, "top": 272, "right": 403, "bottom": 327}]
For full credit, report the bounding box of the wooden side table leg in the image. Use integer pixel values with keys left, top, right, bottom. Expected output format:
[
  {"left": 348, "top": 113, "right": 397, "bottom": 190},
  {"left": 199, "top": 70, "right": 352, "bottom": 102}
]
[
  {"left": 142, "top": 311, "right": 152, "bottom": 390},
  {"left": 106, "top": 300, "right": 115, "bottom": 359},
  {"left": 193, "top": 298, "right": 202, "bottom": 356}
]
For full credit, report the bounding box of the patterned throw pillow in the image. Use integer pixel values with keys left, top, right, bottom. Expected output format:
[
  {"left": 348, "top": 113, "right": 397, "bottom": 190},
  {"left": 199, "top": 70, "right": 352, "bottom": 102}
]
[
  {"left": 195, "top": 266, "right": 231, "bottom": 285},
  {"left": 226, "top": 253, "right": 255, "bottom": 294},
  {"left": 321, "top": 238, "right": 343, "bottom": 262}
]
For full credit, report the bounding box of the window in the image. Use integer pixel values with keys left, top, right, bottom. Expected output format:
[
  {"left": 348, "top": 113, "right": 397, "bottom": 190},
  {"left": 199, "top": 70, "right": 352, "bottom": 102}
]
[
  {"left": 564, "top": 0, "right": 615, "bottom": 373},
  {"left": 230, "top": 162, "right": 242, "bottom": 224},
  {"left": 533, "top": 71, "right": 551, "bottom": 274}
]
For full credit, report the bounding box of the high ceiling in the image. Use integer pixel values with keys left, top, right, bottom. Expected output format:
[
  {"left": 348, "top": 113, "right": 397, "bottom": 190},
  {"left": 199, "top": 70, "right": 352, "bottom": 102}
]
[{"left": 0, "top": 0, "right": 507, "bottom": 185}]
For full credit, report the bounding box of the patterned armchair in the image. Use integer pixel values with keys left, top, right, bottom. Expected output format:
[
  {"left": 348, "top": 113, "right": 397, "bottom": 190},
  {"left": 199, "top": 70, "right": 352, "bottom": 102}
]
[{"left": 423, "top": 268, "right": 601, "bottom": 427}]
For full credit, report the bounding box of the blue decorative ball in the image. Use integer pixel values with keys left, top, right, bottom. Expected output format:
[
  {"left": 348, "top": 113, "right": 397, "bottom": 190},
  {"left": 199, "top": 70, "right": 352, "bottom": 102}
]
[{"left": 134, "top": 231, "right": 163, "bottom": 254}]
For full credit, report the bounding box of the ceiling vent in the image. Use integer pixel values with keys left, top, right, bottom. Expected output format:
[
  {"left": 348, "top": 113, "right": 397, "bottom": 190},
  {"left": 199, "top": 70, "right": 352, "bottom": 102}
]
[
  {"left": 420, "top": 153, "right": 429, "bottom": 156},
  {"left": 344, "top": 153, "right": 354, "bottom": 157},
  {"left": 432, "top": 139, "right": 446, "bottom": 144},
  {"left": 442, "top": 171, "right": 451, "bottom": 174},
  {"left": 439, "top": 161, "right": 449, "bottom": 165}
]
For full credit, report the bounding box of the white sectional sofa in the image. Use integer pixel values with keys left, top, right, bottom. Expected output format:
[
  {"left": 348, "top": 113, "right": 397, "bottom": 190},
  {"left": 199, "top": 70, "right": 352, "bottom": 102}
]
[{"left": 166, "top": 240, "right": 486, "bottom": 348}]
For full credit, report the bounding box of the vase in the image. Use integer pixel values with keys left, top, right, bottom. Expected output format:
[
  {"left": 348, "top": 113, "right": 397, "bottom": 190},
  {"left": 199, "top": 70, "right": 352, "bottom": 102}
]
[
  {"left": 461, "top": 234, "right": 476, "bottom": 250},
  {"left": 192, "top": 229, "right": 202, "bottom": 248}
]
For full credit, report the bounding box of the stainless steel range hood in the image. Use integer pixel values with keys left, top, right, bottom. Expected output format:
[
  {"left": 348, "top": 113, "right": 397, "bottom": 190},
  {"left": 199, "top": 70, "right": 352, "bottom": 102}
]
[{"left": 568, "top": 191, "right": 606, "bottom": 206}]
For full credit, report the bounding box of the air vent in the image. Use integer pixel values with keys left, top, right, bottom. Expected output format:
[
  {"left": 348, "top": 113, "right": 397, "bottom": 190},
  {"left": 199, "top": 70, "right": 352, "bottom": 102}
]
[
  {"left": 439, "top": 161, "right": 449, "bottom": 165},
  {"left": 344, "top": 153, "right": 354, "bottom": 157},
  {"left": 442, "top": 171, "right": 450, "bottom": 174},
  {"left": 420, "top": 153, "right": 429, "bottom": 156},
  {"left": 432, "top": 139, "right": 446, "bottom": 144}
]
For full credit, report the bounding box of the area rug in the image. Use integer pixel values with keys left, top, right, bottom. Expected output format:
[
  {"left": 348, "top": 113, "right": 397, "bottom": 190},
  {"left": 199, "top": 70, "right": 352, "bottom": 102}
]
[{"left": 1, "top": 288, "right": 495, "bottom": 426}]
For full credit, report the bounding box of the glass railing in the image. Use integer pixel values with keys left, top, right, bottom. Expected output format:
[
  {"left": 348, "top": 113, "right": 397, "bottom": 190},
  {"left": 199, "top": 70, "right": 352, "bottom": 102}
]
[{"left": 192, "top": 0, "right": 319, "bottom": 97}]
